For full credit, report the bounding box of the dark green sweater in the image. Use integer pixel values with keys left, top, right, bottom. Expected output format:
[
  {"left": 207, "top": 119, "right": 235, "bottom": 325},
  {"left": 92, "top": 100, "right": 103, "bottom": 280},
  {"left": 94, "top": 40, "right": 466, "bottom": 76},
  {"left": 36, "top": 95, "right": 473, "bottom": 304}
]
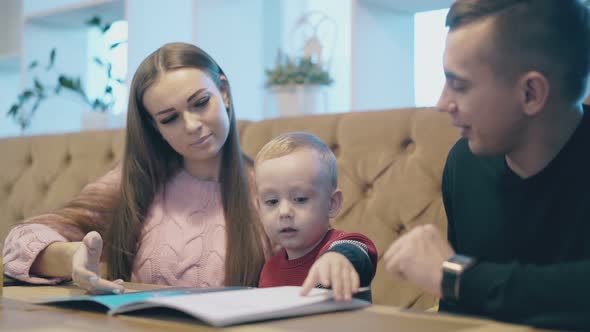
[{"left": 439, "top": 107, "right": 590, "bottom": 331}]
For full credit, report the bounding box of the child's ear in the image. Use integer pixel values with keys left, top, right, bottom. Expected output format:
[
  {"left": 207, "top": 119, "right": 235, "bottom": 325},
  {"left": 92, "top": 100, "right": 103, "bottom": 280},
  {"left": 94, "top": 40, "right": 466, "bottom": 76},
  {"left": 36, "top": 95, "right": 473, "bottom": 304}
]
[{"left": 328, "top": 189, "right": 343, "bottom": 218}]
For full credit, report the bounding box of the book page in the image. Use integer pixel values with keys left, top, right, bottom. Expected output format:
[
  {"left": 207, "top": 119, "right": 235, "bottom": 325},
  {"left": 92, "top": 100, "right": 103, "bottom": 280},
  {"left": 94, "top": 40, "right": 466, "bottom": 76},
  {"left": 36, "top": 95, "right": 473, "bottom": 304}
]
[
  {"left": 37, "top": 287, "right": 245, "bottom": 311},
  {"left": 144, "top": 286, "right": 369, "bottom": 326}
]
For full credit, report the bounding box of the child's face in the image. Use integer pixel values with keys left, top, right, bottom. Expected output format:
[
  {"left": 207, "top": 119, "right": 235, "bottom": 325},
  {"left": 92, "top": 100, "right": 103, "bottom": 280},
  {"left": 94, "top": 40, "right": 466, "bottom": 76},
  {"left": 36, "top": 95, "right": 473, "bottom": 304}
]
[{"left": 255, "top": 149, "right": 342, "bottom": 260}]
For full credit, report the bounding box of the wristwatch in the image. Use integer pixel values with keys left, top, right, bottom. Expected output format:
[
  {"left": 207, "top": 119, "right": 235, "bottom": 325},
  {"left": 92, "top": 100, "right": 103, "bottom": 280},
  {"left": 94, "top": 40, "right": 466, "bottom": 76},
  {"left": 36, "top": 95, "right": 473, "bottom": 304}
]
[{"left": 441, "top": 254, "right": 477, "bottom": 302}]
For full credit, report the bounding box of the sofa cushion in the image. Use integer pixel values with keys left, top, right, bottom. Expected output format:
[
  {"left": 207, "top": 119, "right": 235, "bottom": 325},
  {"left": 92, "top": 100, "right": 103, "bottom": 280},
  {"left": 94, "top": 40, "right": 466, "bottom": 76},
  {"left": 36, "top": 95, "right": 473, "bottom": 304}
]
[{"left": 0, "top": 107, "right": 459, "bottom": 308}]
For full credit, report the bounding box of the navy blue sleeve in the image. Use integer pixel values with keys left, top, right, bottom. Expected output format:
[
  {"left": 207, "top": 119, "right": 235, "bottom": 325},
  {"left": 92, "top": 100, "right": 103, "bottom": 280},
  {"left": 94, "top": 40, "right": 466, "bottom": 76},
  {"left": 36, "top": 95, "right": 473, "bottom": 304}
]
[{"left": 325, "top": 241, "right": 375, "bottom": 287}]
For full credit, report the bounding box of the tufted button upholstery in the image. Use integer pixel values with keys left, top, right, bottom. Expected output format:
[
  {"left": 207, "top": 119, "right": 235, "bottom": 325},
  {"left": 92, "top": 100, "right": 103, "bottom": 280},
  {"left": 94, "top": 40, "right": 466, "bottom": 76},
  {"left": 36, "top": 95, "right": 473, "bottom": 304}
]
[
  {"left": 0, "top": 108, "right": 459, "bottom": 309},
  {"left": 105, "top": 150, "right": 116, "bottom": 162},
  {"left": 363, "top": 183, "right": 373, "bottom": 195},
  {"left": 4, "top": 184, "right": 12, "bottom": 195},
  {"left": 239, "top": 108, "right": 459, "bottom": 308},
  {"left": 0, "top": 129, "right": 126, "bottom": 244},
  {"left": 330, "top": 143, "right": 340, "bottom": 157},
  {"left": 39, "top": 183, "right": 50, "bottom": 194}
]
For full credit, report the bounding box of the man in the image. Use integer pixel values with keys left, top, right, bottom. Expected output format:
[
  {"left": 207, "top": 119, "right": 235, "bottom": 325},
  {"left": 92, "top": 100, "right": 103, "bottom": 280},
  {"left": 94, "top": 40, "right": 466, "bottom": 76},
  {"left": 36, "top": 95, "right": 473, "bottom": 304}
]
[{"left": 384, "top": 0, "right": 590, "bottom": 330}]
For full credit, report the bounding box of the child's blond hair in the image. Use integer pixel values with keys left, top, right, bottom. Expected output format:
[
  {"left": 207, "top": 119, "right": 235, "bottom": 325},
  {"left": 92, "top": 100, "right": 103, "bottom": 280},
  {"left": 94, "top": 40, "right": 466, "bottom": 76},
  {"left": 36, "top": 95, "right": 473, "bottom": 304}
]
[{"left": 255, "top": 132, "right": 338, "bottom": 191}]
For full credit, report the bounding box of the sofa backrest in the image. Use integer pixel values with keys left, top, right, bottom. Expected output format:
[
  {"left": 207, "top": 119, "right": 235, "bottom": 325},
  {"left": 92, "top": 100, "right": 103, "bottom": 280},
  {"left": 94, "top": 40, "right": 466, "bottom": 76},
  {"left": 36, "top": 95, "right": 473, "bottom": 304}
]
[{"left": 0, "top": 107, "right": 459, "bottom": 308}]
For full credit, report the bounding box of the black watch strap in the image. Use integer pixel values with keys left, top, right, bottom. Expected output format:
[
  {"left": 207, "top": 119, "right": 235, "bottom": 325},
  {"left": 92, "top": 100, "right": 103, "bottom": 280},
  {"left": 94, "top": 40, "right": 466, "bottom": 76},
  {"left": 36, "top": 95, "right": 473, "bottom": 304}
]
[{"left": 442, "top": 268, "right": 459, "bottom": 302}]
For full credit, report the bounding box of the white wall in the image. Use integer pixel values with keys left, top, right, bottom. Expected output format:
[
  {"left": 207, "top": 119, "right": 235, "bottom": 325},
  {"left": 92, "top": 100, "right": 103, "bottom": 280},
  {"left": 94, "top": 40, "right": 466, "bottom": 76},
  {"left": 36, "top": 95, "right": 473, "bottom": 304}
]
[
  {"left": 1, "top": 0, "right": 453, "bottom": 138},
  {"left": 353, "top": 1, "right": 414, "bottom": 111},
  {"left": 0, "top": 0, "right": 21, "bottom": 56},
  {"left": 126, "top": 0, "right": 193, "bottom": 80},
  {"left": 23, "top": 0, "right": 88, "bottom": 16},
  {"left": 0, "top": 70, "right": 22, "bottom": 137},
  {"left": 307, "top": 0, "right": 353, "bottom": 113},
  {"left": 21, "top": 23, "right": 88, "bottom": 135},
  {"left": 262, "top": 0, "right": 282, "bottom": 77},
  {"left": 193, "top": 0, "right": 268, "bottom": 120}
]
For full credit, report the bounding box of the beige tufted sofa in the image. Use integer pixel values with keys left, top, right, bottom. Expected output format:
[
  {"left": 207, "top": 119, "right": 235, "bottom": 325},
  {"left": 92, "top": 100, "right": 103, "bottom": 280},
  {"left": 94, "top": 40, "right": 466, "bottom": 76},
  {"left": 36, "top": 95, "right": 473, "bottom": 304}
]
[{"left": 0, "top": 107, "right": 459, "bottom": 309}]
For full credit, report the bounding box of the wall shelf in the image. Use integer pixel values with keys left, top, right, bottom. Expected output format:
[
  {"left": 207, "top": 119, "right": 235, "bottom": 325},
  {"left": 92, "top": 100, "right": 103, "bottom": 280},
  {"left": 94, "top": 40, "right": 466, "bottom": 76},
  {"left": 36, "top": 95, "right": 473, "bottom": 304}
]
[{"left": 24, "top": 0, "right": 124, "bottom": 28}]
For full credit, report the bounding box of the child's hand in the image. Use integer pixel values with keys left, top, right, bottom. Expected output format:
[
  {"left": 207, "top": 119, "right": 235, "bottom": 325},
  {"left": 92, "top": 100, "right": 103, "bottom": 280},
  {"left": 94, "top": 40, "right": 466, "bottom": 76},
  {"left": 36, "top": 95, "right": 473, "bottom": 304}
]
[{"left": 300, "top": 252, "right": 360, "bottom": 301}]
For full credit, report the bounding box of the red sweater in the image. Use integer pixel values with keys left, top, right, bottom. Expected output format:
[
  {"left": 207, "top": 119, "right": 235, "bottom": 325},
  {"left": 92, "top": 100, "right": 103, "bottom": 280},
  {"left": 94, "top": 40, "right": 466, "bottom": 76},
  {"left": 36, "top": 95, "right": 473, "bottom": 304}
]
[{"left": 258, "top": 229, "right": 378, "bottom": 288}]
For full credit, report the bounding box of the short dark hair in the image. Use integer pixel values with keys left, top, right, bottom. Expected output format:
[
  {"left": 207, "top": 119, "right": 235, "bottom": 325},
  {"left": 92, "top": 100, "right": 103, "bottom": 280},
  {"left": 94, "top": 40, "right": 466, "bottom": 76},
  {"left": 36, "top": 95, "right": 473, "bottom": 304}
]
[{"left": 447, "top": 0, "right": 590, "bottom": 103}]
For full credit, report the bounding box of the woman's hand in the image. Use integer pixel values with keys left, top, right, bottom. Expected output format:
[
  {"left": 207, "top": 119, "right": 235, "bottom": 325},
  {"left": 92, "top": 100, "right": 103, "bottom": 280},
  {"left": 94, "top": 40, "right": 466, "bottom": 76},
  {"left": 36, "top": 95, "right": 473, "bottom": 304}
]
[{"left": 71, "top": 231, "right": 125, "bottom": 294}]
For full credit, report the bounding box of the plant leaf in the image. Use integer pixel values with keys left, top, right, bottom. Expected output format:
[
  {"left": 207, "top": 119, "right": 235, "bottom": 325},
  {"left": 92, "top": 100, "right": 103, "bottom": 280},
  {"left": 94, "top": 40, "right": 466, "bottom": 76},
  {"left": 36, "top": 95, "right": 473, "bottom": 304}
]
[
  {"left": 94, "top": 57, "right": 104, "bottom": 67},
  {"left": 22, "top": 90, "right": 34, "bottom": 99},
  {"left": 86, "top": 16, "right": 101, "bottom": 27},
  {"left": 107, "top": 64, "right": 112, "bottom": 79},
  {"left": 58, "top": 75, "right": 76, "bottom": 90},
  {"left": 105, "top": 85, "right": 112, "bottom": 94},
  {"left": 115, "top": 78, "right": 125, "bottom": 84},
  {"left": 7, "top": 104, "right": 19, "bottom": 117},
  {"left": 31, "top": 96, "right": 44, "bottom": 113},
  {"left": 46, "top": 48, "right": 56, "bottom": 71},
  {"left": 34, "top": 78, "right": 43, "bottom": 92},
  {"left": 18, "top": 117, "right": 29, "bottom": 130},
  {"left": 102, "top": 23, "right": 112, "bottom": 33},
  {"left": 28, "top": 61, "right": 38, "bottom": 71},
  {"left": 109, "top": 41, "right": 126, "bottom": 50}
]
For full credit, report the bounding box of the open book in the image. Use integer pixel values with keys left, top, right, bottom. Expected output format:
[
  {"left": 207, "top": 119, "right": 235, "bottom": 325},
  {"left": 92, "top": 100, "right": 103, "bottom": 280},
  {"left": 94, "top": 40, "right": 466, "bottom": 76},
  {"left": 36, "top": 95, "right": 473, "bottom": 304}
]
[{"left": 36, "top": 286, "right": 370, "bottom": 326}]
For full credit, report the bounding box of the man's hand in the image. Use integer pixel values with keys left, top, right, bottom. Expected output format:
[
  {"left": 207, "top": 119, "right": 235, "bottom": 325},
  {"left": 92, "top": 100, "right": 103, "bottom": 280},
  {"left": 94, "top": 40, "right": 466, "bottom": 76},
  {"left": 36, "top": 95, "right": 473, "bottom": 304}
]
[
  {"left": 383, "top": 224, "right": 455, "bottom": 298},
  {"left": 300, "top": 252, "right": 360, "bottom": 301},
  {"left": 71, "top": 231, "right": 125, "bottom": 294}
]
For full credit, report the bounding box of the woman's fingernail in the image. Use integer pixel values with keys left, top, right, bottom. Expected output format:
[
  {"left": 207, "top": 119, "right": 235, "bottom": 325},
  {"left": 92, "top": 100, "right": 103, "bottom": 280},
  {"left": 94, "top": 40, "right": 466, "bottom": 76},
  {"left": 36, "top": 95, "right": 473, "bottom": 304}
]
[
  {"left": 112, "top": 289, "right": 122, "bottom": 295},
  {"left": 89, "top": 276, "right": 99, "bottom": 283}
]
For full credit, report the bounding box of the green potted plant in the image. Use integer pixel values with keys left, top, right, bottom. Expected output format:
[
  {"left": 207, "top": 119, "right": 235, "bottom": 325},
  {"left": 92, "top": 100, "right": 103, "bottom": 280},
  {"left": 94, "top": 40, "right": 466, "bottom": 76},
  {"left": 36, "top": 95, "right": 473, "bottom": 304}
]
[
  {"left": 6, "top": 16, "right": 126, "bottom": 131},
  {"left": 265, "top": 49, "right": 333, "bottom": 117}
]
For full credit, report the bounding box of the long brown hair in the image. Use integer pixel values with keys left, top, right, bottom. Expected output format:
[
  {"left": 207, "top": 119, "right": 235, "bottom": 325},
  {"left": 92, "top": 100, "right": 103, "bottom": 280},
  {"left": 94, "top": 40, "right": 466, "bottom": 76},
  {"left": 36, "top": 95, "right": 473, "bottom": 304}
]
[{"left": 104, "top": 42, "right": 266, "bottom": 286}]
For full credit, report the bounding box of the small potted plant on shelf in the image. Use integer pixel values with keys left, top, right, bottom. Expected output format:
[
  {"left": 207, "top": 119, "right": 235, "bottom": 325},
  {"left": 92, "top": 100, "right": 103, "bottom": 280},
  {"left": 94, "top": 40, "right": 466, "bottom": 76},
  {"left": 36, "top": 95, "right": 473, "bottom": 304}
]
[
  {"left": 265, "top": 49, "right": 333, "bottom": 117},
  {"left": 6, "top": 16, "right": 126, "bottom": 131}
]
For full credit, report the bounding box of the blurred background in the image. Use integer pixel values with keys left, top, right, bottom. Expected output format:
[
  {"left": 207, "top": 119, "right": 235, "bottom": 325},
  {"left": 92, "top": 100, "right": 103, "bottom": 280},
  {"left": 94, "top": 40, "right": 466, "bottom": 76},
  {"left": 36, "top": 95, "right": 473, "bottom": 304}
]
[{"left": 0, "top": 0, "right": 453, "bottom": 137}]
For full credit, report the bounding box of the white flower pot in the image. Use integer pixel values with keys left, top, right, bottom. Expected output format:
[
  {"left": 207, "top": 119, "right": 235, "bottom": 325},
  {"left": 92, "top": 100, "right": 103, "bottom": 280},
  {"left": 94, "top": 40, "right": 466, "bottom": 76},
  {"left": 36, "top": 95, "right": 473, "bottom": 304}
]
[
  {"left": 269, "top": 85, "right": 327, "bottom": 117},
  {"left": 81, "top": 110, "right": 109, "bottom": 130}
]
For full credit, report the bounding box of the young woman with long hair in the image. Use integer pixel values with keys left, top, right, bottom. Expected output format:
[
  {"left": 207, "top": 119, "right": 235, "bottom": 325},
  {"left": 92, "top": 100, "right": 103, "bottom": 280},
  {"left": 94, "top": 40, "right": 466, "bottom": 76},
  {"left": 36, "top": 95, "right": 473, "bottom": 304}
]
[{"left": 2, "top": 42, "right": 267, "bottom": 293}]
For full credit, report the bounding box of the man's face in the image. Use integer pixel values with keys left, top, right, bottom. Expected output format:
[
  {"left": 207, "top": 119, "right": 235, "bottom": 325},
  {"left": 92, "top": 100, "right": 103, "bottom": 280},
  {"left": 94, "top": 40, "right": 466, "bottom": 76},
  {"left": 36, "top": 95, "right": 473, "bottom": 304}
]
[{"left": 436, "top": 17, "right": 527, "bottom": 156}]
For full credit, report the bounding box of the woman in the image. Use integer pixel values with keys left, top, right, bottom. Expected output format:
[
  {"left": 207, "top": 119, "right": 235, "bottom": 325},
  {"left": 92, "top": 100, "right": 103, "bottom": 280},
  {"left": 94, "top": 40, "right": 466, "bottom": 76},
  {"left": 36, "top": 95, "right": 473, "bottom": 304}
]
[{"left": 2, "top": 42, "right": 267, "bottom": 294}]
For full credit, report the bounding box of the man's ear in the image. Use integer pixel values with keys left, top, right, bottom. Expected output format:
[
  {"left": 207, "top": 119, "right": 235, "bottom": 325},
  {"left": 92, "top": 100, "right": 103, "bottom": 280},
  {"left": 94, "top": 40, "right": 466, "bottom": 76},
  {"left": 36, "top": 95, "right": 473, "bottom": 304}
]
[
  {"left": 328, "top": 189, "right": 343, "bottom": 218},
  {"left": 519, "top": 71, "right": 549, "bottom": 117}
]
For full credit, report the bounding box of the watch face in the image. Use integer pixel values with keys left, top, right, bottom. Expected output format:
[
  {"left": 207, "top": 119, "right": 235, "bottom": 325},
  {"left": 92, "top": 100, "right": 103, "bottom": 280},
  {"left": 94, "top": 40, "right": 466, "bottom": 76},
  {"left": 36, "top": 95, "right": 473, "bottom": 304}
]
[{"left": 449, "top": 254, "right": 476, "bottom": 266}]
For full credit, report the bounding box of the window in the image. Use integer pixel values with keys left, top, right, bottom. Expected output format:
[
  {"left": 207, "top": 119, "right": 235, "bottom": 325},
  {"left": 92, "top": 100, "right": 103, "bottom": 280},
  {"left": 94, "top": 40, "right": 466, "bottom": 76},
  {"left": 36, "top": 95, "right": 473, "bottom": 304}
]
[
  {"left": 414, "top": 8, "right": 449, "bottom": 107},
  {"left": 87, "top": 20, "right": 128, "bottom": 115}
]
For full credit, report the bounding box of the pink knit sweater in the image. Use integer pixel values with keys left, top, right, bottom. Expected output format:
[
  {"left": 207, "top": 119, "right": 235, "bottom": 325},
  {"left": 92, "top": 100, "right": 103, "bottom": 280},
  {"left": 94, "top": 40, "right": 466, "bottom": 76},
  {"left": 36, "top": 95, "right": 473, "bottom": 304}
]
[{"left": 2, "top": 167, "right": 227, "bottom": 287}]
